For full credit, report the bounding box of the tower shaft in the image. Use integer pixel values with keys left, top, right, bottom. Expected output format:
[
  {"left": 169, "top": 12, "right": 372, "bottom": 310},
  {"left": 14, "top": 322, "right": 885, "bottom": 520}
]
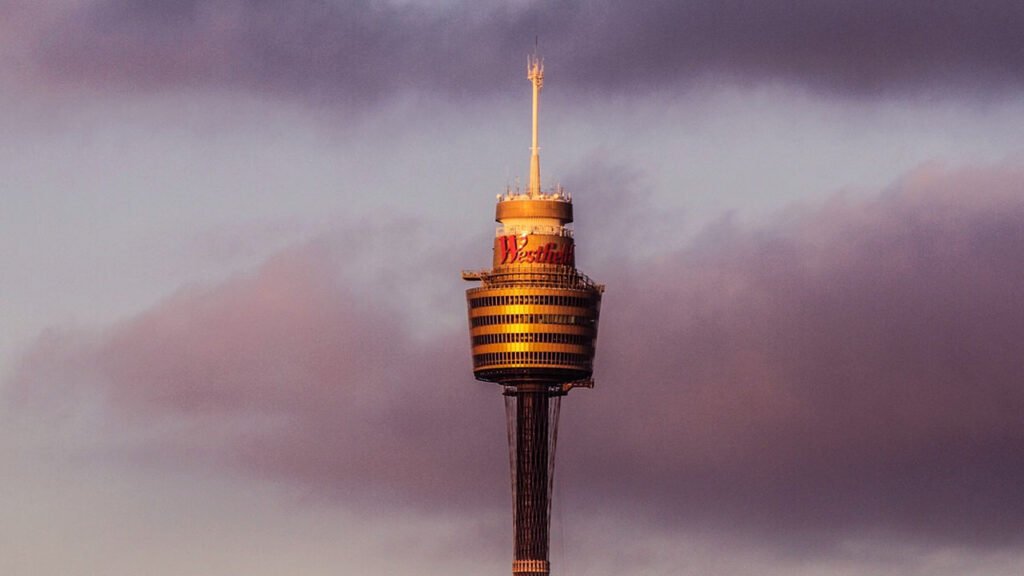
[{"left": 514, "top": 388, "right": 551, "bottom": 573}]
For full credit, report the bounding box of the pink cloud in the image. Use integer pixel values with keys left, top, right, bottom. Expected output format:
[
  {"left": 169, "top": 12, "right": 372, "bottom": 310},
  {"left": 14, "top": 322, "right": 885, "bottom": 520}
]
[
  {"left": 10, "top": 162, "right": 1024, "bottom": 549},
  {"left": 10, "top": 238, "right": 504, "bottom": 512}
]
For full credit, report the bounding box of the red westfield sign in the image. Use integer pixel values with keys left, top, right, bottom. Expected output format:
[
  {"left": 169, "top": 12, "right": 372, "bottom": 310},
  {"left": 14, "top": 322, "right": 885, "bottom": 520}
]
[{"left": 498, "top": 235, "right": 575, "bottom": 266}]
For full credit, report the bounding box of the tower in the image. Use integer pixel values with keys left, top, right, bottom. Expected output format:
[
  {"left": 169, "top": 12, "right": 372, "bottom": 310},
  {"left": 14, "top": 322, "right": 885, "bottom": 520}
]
[{"left": 463, "top": 53, "right": 604, "bottom": 576}]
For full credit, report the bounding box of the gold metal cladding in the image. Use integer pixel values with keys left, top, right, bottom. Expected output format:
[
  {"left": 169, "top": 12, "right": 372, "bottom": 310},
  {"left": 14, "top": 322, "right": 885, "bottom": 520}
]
[
  {"left": 468, "top": 319, "right": 589, "bottom": 334},
  {"left": 467, "top": 305, "right": 597, "bottom": 318},
  {"left": 495, "top": 199, "right": 573, "bottom": 223},
  {"left": 467, "top": 284, "right": 598, "bottom": 376},
  {"left": 465, "top": 286, "right": 602, "bottom": 376},
  {"left": 468, "top": 284, "right": 602, "bottom": 366},
  {"left": 513, "top": 559, "right": 550, "bottom": 574}
]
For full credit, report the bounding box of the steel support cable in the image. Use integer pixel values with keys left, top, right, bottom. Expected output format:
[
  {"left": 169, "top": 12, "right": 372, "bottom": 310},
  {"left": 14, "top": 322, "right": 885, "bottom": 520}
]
[
  {"left": 505, "top": 389, "right": 518, "bottom": 543},
  {"left": 547, "top": 394, "right": 561, "bottom": 530}
]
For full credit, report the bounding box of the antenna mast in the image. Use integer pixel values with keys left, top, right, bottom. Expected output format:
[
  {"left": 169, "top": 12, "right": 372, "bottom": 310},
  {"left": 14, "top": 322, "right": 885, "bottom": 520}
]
[{"left": 527, "top": 49, "right": 544, "bottom": 196}]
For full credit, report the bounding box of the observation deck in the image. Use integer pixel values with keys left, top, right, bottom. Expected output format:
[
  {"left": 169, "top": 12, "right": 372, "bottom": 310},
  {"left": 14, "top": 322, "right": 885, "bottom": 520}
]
[{"left": 466, "top": 184, "right": 603, "bottom": 387}]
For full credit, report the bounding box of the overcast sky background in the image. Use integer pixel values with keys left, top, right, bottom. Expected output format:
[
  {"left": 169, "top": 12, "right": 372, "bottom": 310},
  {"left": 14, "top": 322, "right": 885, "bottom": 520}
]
[{"left": 3, "top": 1, "right": 1024, "bottom": 575}]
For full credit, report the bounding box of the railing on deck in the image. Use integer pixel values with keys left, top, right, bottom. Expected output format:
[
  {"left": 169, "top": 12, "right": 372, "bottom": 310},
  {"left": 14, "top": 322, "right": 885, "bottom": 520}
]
[
  {"left": 463, "top": 264, "right": 604, "bottom": 292},
  {"left": 497, "top": 184, "right": 571, "bottom": 203},
  {"left": 496, "top": 225, "right": 573, "bottom": 238}
]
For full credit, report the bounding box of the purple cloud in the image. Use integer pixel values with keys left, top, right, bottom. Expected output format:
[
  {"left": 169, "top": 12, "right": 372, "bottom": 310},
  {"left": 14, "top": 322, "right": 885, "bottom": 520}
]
[
  {"left": 568, "top": 161, "right": 1024, "bottom": 545},
  {"left": 24, "top": 1, "right": 1024, "bottom": 102},
  {"left": 9, "top": 237, "right": 508, "bottom": 514},
  {"left": 10, "top": 162, "right": 1024, "bottom": 551}
]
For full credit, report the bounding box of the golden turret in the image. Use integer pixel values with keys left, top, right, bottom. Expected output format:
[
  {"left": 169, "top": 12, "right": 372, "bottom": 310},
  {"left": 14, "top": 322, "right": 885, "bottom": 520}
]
[
  {"left": 462, "top": 53, "right": 603, "bottom": 576},
  {"left": 463, "top": 53, "right": 603, "bottom": 389}
]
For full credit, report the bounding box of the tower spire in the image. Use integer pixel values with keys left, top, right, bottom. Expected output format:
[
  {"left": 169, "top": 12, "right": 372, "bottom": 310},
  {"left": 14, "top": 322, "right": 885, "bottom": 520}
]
[{"left": 527, "top": 50, "right": 544, "bottom": 196}]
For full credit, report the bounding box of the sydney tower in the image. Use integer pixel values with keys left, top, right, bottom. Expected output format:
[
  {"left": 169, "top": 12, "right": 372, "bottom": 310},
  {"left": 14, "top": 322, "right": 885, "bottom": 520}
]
[{"left": 462, "top": 54, "right": 604, "bottom": 576}]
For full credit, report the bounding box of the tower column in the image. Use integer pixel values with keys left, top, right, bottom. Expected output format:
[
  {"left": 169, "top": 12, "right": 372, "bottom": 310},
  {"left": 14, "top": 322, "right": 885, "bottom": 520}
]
[{"left": 514, "top": 386, "right": 550, "bottom": 575}]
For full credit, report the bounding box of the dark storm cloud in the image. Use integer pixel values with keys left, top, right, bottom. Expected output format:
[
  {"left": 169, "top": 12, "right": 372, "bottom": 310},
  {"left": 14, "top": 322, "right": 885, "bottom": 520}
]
[
  {"left": 28, "top": 0, "right": 1024, "bottom": 101},
  {"left": 10, "top": 162, "right": 1024, "bottom": 549}
]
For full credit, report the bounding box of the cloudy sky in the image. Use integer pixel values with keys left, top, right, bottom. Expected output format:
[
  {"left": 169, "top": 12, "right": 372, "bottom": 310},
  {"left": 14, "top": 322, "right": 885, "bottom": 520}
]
[{"left": 3, "top": 1, "right": 1024, "bottom": 574}]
